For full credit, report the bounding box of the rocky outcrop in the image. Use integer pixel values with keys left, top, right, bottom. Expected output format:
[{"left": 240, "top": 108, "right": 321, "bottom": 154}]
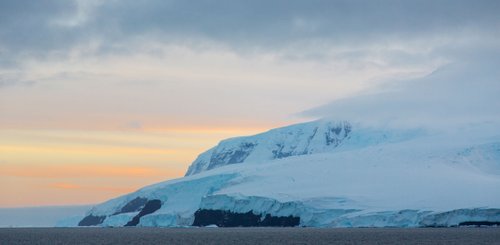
[
  {"left": 192, "top": 209, "right": 300, "bottom": 227},
  {"left": 125, "top": 199, "right": 162, "bottom": 226},
  {"left": 78, "top": 215, "right": 106, "bottom": 226}
]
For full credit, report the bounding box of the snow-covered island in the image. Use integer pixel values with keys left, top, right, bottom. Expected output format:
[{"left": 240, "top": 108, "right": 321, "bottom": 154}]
[{"left": 63, "top": 119, "right": 500, "bottom": 228}]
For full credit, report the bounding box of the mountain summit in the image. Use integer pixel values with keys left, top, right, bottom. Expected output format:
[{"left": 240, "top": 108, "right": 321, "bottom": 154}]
[{"left": 186, "top": 120, "right": 352, "bottom": 176}]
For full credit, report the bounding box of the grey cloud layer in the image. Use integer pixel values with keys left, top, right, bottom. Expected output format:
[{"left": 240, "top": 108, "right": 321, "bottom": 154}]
[
  {"left": 0, "top": 1, "right": 78, "bottom": 62},
  {"left": 1, "top": 0, "right": 499, "bottom": 63}
]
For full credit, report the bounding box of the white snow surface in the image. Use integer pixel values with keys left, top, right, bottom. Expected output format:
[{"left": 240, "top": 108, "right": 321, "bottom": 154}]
[
  {"left": 185, "top": 120, "right": 354, "bottom": 175},
  {"left": 71, "top": 120, "right": 500, "bottom": 227}
]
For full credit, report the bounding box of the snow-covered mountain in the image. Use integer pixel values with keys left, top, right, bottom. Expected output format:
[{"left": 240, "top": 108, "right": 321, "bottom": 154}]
[
  {"left": 65, "top": 120, "right": 500, "bottom": 228},
  {"left": 186, "top": 120, "right": 352, "bottom": 176}
]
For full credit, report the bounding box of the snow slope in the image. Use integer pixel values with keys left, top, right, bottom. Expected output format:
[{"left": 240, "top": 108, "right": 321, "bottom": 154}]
[
  {"left": 71, "top": 120, "right": 500, "bottom": 227},
  {"left": 185, "top": 120, "right": 352, "bottom": 176}
]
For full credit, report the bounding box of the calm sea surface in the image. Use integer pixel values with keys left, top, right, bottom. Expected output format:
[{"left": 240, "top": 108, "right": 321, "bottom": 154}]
[{"left": 0, "top": 227, "right": 499, "bottom": 245}]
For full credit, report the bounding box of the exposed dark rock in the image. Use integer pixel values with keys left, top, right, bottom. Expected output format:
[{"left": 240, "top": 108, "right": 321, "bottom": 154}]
[
  {"left": 325, "top": 123, "right": 350, "bottom": 146},
  {"left": 260, "top": 214, "right": 301, "bottom": 227},
  {"left": 419, "top": 208, "right": 500, "bottom": 227},
  {"left": 193, "top": 210, "right": 259, "bottom": 227},
  {"left": 192, "top": 209, "right": 300, "bottom": 227},
  {"left": 272, "top": 143, "right": 295, "bottom": 159},
  {"left": 302, "top": 127, "right": 319, "bottom": 154},
  {"left": 459, "top": 221, "right": 500, "bottom": 227},
  {"left": 78, "top": 215, "right": 106, "bottom": 226},
  {"left": 207, "top": 142, "right": 257, "bottom": 171},
  {"left": 125, "top": 199, "right": 162, "bottom": 226},
  {"left": 344, "top": 123, "right": 352, "bottom": 137},
  {"left": 114, "top": 197, "right": 148, "bottom": 215}
]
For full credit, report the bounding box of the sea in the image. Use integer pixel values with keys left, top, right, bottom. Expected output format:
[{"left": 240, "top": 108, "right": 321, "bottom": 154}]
[{"left": 0, "top": 227, "right": 499, "bottom": 244}]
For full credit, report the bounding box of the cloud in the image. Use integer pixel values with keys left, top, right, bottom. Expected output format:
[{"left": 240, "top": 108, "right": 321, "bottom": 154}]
[
  {"left": 1, "top": 0, "right": 498, "bottom": 69},
  {"left": 125, "top": 121, "right": 143, "bottom": 130},
  {"left": 0, "top": 79, "right": 36, "bottom": 88},
  {"left": 52, "top": 0, "right": 500, "bottom": 44},
  {"left": 1, "top": 0, "right": 499, "bottom": 63},
  {"left": 0, "top": 74, "right": 36, "bottom": 88},
  {"left": 0, "top": 1, "right": 77, "bottom": 64},
  {"left": 301, "top": 46, "right": 500, "bottom": 128}
]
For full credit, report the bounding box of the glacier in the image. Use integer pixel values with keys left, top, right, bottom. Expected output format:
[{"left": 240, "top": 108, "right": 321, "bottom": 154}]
[{"left": 69, "top": 120, "right": 500, "bottom": 228}]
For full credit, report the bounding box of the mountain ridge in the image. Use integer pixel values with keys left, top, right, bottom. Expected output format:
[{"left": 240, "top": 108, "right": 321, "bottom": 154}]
[{"left": 185, "top": 120, "right": 352, "bottom": 176}]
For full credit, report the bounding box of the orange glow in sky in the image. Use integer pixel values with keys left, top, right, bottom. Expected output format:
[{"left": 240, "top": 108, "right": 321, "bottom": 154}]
[{"left": 0, "top": 126, "right": 268, "bottom": 207}]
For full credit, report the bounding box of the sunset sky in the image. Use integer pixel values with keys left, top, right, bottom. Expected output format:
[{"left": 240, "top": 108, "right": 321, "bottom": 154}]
[{"left": 1, "top": 0, "right": 499, "bottom": 207}]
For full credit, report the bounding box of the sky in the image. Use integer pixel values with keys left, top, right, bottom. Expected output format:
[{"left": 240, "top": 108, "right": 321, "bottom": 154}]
[{"left": 1, "top": 0, "right": 499, "bottom": 207}]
